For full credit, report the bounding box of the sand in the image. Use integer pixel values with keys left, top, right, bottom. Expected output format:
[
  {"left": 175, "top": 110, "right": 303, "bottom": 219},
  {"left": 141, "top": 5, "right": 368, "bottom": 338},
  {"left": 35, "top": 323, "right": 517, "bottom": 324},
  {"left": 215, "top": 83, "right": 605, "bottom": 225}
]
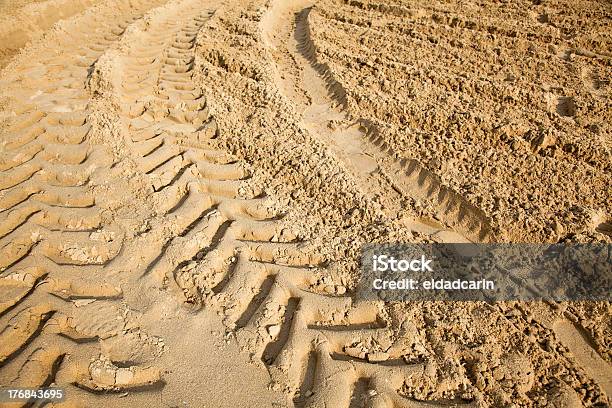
[{"left": 0, "top": 0, "right": 610, "bottom": 407}]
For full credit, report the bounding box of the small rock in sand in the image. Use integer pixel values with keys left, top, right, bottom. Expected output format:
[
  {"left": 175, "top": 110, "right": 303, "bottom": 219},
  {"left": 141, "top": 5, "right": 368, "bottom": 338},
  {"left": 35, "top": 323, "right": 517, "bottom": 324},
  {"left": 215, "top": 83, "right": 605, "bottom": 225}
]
[{"left": 267, "top": 324, "right": 281, "bottom": 338}]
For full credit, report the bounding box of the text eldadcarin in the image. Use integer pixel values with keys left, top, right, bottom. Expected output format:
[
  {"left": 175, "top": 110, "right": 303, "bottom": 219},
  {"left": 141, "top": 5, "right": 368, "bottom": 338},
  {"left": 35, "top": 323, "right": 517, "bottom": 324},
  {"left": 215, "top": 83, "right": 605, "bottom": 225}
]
[
  {"left": 370, "top": 254, "right": 495, "bottom": 291},
  {"left": 359, "top": 244, "right": 611, "bottom": 302}
]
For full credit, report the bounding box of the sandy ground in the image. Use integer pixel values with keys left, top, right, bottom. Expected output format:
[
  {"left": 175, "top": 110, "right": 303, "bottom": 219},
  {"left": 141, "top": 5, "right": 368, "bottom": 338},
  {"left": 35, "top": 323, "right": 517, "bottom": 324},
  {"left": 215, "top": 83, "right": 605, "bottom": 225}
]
[{"left": 0, "top": 0, "right": 610, "bottom": 407}]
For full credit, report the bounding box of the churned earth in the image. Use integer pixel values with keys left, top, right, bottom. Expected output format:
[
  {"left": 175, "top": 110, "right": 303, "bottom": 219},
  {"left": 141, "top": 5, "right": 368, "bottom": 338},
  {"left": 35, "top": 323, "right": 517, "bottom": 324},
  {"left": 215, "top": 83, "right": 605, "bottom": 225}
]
[{"left": 0, "top": 0, "right": 610, "bottom": 407}]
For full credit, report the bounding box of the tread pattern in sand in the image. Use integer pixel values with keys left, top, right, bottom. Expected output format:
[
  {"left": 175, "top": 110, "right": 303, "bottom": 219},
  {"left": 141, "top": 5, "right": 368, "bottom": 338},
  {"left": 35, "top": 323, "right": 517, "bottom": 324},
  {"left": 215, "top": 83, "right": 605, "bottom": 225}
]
[
  {"left": 0, "top": 1, "right": 172, "bottom": 401},
  {"left": 294, "top": 6, "right": 492, "bottom": 243},
  {"left": 110, "top": 3, "right": 475, "bottom": 406},
  {"left": 2, "top": 0, "right": 606, "bottom": 406}
]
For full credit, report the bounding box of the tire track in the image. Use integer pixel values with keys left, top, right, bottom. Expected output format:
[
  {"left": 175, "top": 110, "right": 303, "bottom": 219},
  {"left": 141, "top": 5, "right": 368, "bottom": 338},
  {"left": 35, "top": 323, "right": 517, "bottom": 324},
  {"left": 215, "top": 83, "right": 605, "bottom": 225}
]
[
  {"left": 101, "top": 1, "right": 477, "bottom": 406},
  {"left": 264, "top": 1, "right": 492, "bottom": 243},
  {"left": 297, "top": 6, "right": 491, "bottom": 243},
  {"left": 553, "top": 318, "right": 612, "bottom": 398},
  {"left": 217, "top": 255, "right": 475, "bottom": 408},
  {"left": 323, "top": 2, "right": 611, "bottom": 402},
  {"left": 0, "top": 1, "right": 170, "bottom": 402},
  {"left": 321, "top": 3, "right": 611, "bottom": 401},
  {"left": 494, "top": 301, "right": 611, "bottom": 404}
]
